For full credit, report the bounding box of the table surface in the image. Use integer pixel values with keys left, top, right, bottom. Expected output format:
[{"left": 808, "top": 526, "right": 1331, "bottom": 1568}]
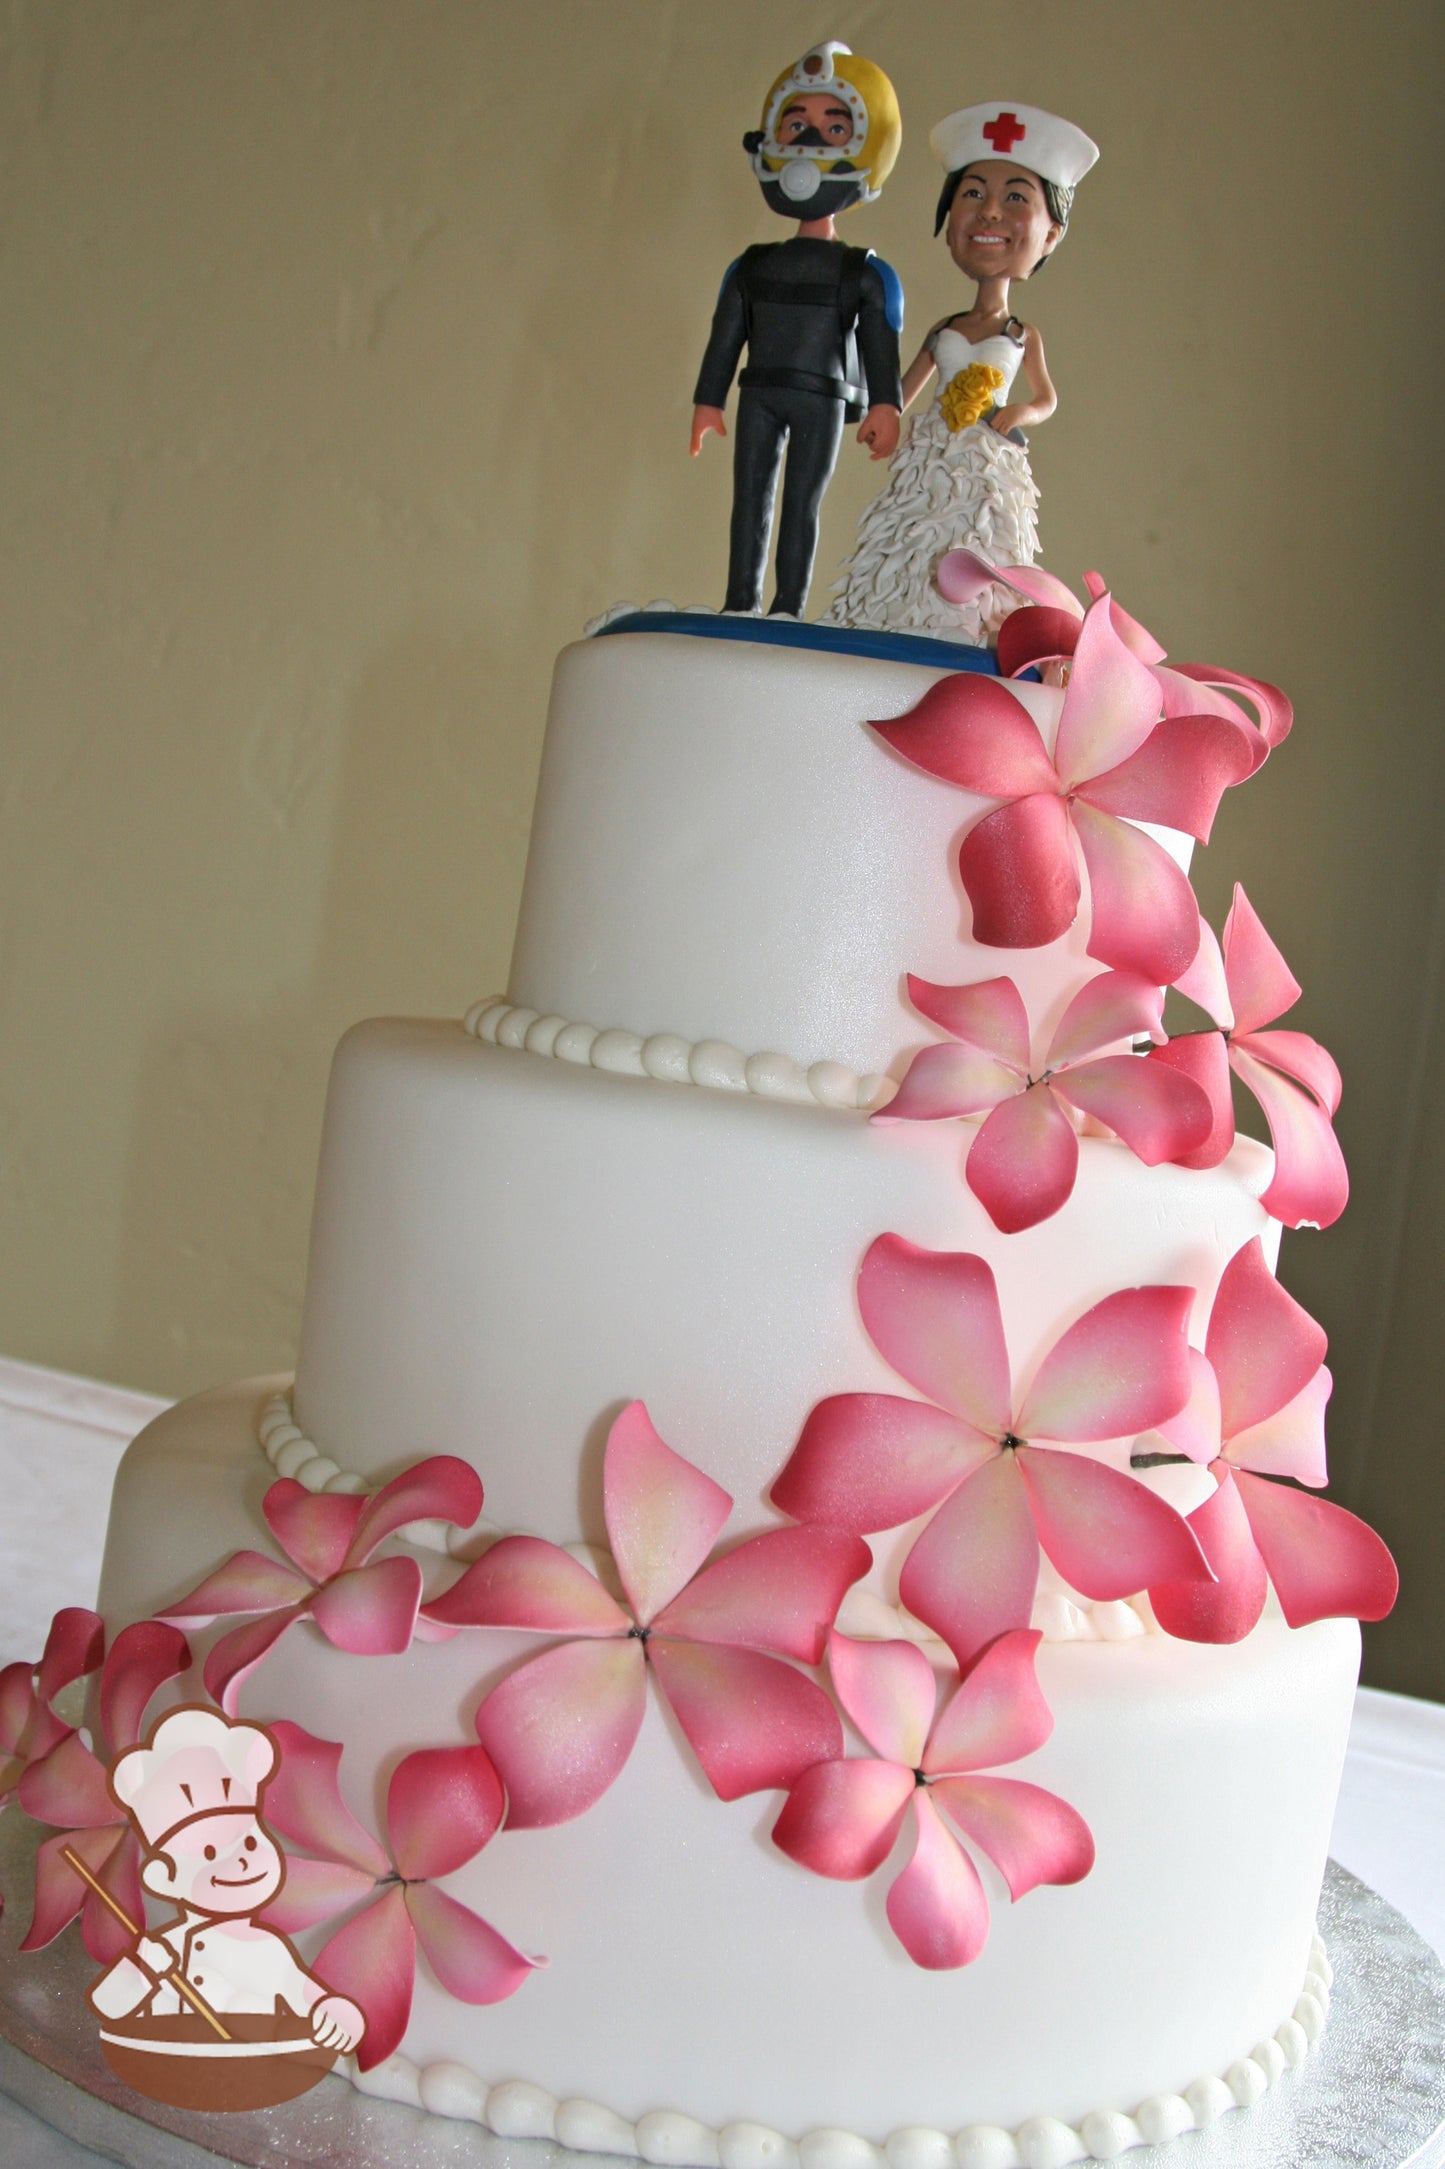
[{"left": 3, "top": 1367, "right": 1443, "bottom": 2166}]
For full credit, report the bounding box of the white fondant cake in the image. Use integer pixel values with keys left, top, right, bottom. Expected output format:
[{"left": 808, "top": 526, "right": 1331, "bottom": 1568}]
[{"left": 76, "top": 625, "right": 1373, "bottom": 2161}]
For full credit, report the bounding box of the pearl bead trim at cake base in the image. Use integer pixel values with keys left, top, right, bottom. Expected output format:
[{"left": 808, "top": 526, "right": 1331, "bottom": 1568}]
[
  {"left": 464, "top": 999, "right": 897, "bottom": 1114},
  {"left": 341, "top": 1936, "right": 1331, "bottom": 2168}
]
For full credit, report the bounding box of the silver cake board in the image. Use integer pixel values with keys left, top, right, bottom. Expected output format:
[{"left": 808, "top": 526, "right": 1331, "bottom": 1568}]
[{"left": 2, "top": 1813, "right": 1442, "bottom": 2169}]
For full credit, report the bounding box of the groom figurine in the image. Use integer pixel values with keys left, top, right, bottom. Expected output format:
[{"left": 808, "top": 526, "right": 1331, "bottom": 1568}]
[{"left": 691, "top": 43, "right": 904, "bottom": 619}]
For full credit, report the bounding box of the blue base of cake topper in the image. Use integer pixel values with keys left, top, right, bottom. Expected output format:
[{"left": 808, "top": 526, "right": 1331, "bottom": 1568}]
[{"left": 592, "top": 610, "right": 1003, "bottom": 675}]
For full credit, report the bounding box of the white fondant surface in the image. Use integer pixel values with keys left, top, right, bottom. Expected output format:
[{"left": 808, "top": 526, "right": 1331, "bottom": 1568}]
[
  {"left": 506, "top": 635, "right": 1193, "bottom": 1079},
  {"left": 96, "top": 1383, "right": 1359, "bottom": 2145}
]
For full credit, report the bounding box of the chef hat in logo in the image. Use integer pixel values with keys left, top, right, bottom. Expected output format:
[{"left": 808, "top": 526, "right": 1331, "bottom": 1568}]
[
  {"left": 111, "top": 1706, "right": 278, "bottom": 1849},
  {"left": 929, "top": 103, "right": 1099, "bottom": 193}
]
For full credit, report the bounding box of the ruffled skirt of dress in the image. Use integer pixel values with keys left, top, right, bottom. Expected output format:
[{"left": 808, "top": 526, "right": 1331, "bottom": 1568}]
[{"left": 820, "top": 406, "right": 1040, "bottom": 643}]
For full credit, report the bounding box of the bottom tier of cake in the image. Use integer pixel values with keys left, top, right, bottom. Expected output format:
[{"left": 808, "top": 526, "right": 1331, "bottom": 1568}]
[{"left": 98, "top": 1380, "right": 1360, "bottom": 2160}]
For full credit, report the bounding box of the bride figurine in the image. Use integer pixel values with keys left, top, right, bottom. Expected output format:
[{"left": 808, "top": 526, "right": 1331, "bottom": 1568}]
[{"left": 823, "top": 102, "right": 1097, "bottom": 644}]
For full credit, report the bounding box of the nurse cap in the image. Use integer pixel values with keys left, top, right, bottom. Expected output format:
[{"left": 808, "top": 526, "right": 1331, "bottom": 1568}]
[{"left": 930, "top": 103, "right": 1099, "bottom": 192}]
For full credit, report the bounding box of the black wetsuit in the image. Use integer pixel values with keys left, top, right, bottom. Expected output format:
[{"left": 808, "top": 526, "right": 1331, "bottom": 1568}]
[{"left": 693, "top": 237, "right": 902, "bottom": 618}]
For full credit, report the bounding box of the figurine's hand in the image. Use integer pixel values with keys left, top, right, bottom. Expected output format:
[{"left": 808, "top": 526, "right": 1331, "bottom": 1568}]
[
  {"left": 311, "top": 1994, "right": 366, "bottom": 2053},
  {"left": 858, "top": 405, "right": 900, "bottom": 461},
  {"left": 690, "top": 405, "right": 727, "bottom": 456},
  {"left": 988, "top": 405, "right": 1027, "bottom": 438}
]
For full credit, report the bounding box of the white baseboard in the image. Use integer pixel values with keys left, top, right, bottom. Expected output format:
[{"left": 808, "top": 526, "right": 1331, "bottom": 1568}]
[{"left": 0, "top": 1355, "right": 170, "bottom": 1445}]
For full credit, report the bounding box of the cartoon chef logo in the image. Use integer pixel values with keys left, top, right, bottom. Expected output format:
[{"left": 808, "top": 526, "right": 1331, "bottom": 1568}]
[{"left": 77, "top": 1705, "right": 365, "bottom": 2111}]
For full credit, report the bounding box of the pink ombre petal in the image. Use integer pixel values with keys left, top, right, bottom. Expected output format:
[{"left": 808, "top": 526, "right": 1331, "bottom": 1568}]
[
  {"left": 1155, "top": 1348, "right": 1225, "bottom": 1465},
  {"left": 315, "top": 1885, "right": 414, "bottom": 2072},
  {"left": 989, "top": 561, "right": 1084, "bottom": 616},
  {"left": 770, "top": 1395, "right": 993, "bottom": 1534},
  {"left": 649, "top": 1638, "right": 844, "bottom": 1800},
  {"left": 422, "top": 1534, "right": 629, "bottom": 1635},
  {"left": 265, "top": 1721, "right": 391, "bottom": 1876},
  {"left": 966, "top": 1089, "right": 1081, "bottom": 1234},
  {"left": 959, "top": 795, "right": 1081, "bottom": 951},
  {"left": 1173, "top": 921, "right": 1231, "bottom": 1026},
  {"left": 311, "top": 1555, "right": 424, "bottom": 1656},
  {"left": 1018, "top": 1285, "right": 1195, "bottom": 1444},
  {"left": 899, "top": 1456, "right": 1039, "bottom": 1669},
  {"left": 653, "top": 1526, "right": 871, "bottom": 1663},
  {"left": 345, "top": 1456, "right": 487, "bottom": 1569},
  {"left": 1069, "top": 802, "right": 1202, "bottom": 985},
  {"left": 1102, "top": 590, "right": 1168, "bottom": 668},
  {"left": 388, "top": 1744, "right": 505, "bottom": 1882},
  {"left": 1054, "top": 1056, "right": 1212, "bottom": 1166},
  {"left": 938, "top": 553, "right": 1082, "bottom": 620},
  {"left": 1237, "top": 1028, "right": 1343, "bottom": 1116},
  {"left": 1079, "top": 715, "right": 1255, "bottom": 843},
  {"left": 263, "top": 1856, "right": 377, "bottom": 1933},
  {"left": 407, "top": 1881, "right": 541, "bottom": 2004},
  {"left": 85, "top": 1833, "right": 143, "bottom": 1966},
  {"left": 1230, "top": 1045, "right": 1350, "bottom": 1230},
  {"left": 35, "top": 1610, "right": 106, "bottom": 1713},
  {"left": 22, "top": 1825, "right": 122, "bottom": 1950},
  {"left": 18, "top": 1731, "right": 116, "bottom": 1828},
  {"left": 100, "top": 1621, "right": 190, "bottom": 1753},
  {"left": 886, "top": 1793, "right": 990, "bottom": 1970},
  {"left": 882, "top": 1042, "right": 1022, "bottom": 1124},
  {"left": 1149, "top": 1471, "right": 1270, "bottom": 1644},
  {"left": 1169, "top": 666, "right": 1293, "bottom": 753},
  {"left": 1227, "top": 1367, "right": 1333, "bottom": 1488},
  {"left": 1234, "top": 1472, "right": 1399, "bottom": 1628},
  {"left": 772, "top": 1757, "right": 916, "bottom": 1880},
  {"left": 826, "top": 1632, "right": 937, "bottom": 1766},
  {"left": 1147, "top": 1034, "right": 1235, "bottom": 1169},
  {"left": 1206, "top": 1237, "right": 1329, "bottom": 1440},
  {"left": 473, "top": 1639, "right": 645, "bottom": 1829},
  {"left": 1019, "top": 1446, "right": 1211, "bottom": 1599},
  {"left": 1221, "top": 887, "right": 1301, "bottom": 1035},
  {"left": 604, "top": 1401, "right": 732, "bottom": 1626},
  {"left": 203, "top": 1606, "right": 305, "bottom": 1717},
  {"left": 263, "top": 1482, "right": 366, "bottom": 1583},
  {"left": 923, "top": 1628, "right": 1051, "bottom": 1775},
  {"left": 162, "top": 1550, "right": 312, "bottom": 1624},
  {"left": 931, "top": 1775, "right": 1095, "bottom": 1896},
  {"left": 0, "top": 1664, "right": 39, "bottom": 1757},
  {"left": 1046, "top": 970, "right": 1166, "bottom": 1068},
  {"left": 905, "top": 974, "right": 1031, "bottom": 1067},
  {"left": 858, "top": 1235, "right": 1012, "bottom": 1435},
  {"left": 997, "top": 606, "right": 1085, "bottom": 678},
  {"left": 1052, "top": 594, "right": 1164, "bottom": 788},
  {"left": 870, "top": 675, "right": 1059, "bottom": 797}
]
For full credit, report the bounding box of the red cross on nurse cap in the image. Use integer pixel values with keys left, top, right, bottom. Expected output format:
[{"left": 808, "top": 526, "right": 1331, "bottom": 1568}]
[{"left": 929, "top": 102, "right": 1099, "bottom": 191}]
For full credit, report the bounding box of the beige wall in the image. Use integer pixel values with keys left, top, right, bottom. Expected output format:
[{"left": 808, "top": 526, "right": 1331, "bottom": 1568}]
[{"left": 2, "top": 2, "right": 1441, "bottom": 1691}]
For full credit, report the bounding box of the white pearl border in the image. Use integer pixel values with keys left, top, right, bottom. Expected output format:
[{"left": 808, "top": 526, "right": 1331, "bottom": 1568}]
[
  {"left": 343, "top": 1936, "right": 1331, "bottom": 2169},
  {"left": 464, "top": 998, "right": 897, "bottom": 1116}
]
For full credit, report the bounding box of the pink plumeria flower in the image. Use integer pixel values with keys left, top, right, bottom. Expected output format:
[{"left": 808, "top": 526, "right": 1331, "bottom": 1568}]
[
  {"left": 1143, "top": 1239, "right": 1397, "bottom": 1641},
  {"left": 423, "top": 1401, "right": 870, "bottom": 1827},
  {"left": 773, "top": 1629, "right": 1093, "bottom": 1969},
  {"left": 19, "top": 1621, "right": 190, "bottom": 1962},
  {"left": 0, "top": 1607, "right": 104, "bottom": 1809},
  {"left": 261, "top": 1722, "right": 541, "bottom": 2071},
  {"left": 871, "top": 591, "right": 1258, "bottom": 986},
  {"left": 1148, "top": 884, "right": 1348, "bottom": 1229},
  {"left": 163, "top": 1456, "right": 486, "bottom": 1714},
  {"left": 771, "top": 1235, "right": 1211, "bottom": 1668},
  {"left": 936, "top": 552, "right": 1294, "bottom": 760},
  {"left": 877, "top": 969, "right": 1212, "bottom": 1232}
]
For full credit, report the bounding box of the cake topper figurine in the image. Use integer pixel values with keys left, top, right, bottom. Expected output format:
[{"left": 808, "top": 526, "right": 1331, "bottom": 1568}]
[
  {"left": 690, "top": 42, "right": 904, "bottom": 620},
  {"left": 80, "top": 1705, "right": 365, "bottom": 2110},
  {"left": 823, "top": 101, "right": 1098, "bottom": 646}
]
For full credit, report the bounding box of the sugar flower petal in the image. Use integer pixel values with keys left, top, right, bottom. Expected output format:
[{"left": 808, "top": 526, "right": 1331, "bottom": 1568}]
[
  {"left": 1238, "top": 1028, "right": 1343, "bottom": 1116},
  {"left": 886, "top": 1792, "right": 990, "bottom": 1970},
  {"left": 1079, "top": 714, "right": 1255, "bottom": 844},
  {"left": 966, "top": 1087, "right": 1081, "bottom": 1233},
  {"left": 827, "top": 1631, "right": 937, "bottom": 1767},
  {"left": 1051, "top": 593, "right": 1163, "bottom": 789},
  {"left": 22, "top": 1825, "right": 126, "bottom": 1952},
  {"left": 604, "top": 1401, "right": 732, "bottom": 1627},
  {"left": 99, "top": 1622, "right": 190, "bottom": 1755},
  {"left": 1229, "top": 1044, "right": 1349, "bottom": 1229},
  {"left": 922, "top": 1628, "right": 1051, "bottom": 1775},
  {"left": 1233, "top": 1472, "right": 1398, "bottom": 1628},
  {"left": 858, "top": 1236, "right": 1012, "bottom": 1436},
  {"left": 1155, "top": 1347, "right": 1224, "bottom": 1465},
  {"left": 1166, "top": 665, "right": 1292, "bottom": 755},
  {"left": 1206, "top": 1238, "right": 1329, "bottom": 1442},
  {"left": 265, "top": 1722, "right": 392, "bottom": 1877},
  {"left": 310, "top": 1555, "right": 424, "bottom": 1656},
  {"left": 36, "top": 1610, "right": 106, "bottom": 1714},
  {"left": 1173, "top": 921, "right": 1232, "bottom": 1027},
  {"left": 1148, "top": 1469, "right": 1270, "bottom": 1644},
  {"left": 905, "top": 974, "right": 1031, "bottom": 1068},
  {"left": 882, "top": 1041, "right": 1022, "bottom": 1123},
  {"left": 1053, "top": 1056, "right": 1212, "bottom": 1167},
  {"left": 1147, "top": 1033, "right": 1235, "bottom": 1169},
  {"left": 936, "top": 551, "right": 1083, "bottom": 621},
  {"left": 473, "top": 1639, "right": 646, "bottom": 1828},
  {"left": 263, "top": 1855, "right": 378, "bottom": 1933},
  {"left": 771, "top": 1394, "right": 994, "bottom": 1534},
  {"left": 263, "top": 1483, "right": 366, "bottom": 1584},
  {"left": 772, "top": 1756, "right": 917, "bottom": 1880},
  {"left": 345, "top": 1455, "right": 487, "bottom": 1569},
  {"left": 997, "top": 604, "right": 1087, "bottom": 677},
  {"left": 19, "top": 1731, "right": 115, "bottom": 1829},
  {"left": 653, "top": 1525, "right": 871, "bottom": 1663},
  {"left": 423, "top": 1534, "right": 629, "bottom": 1635},
  {"left": 203, "top": 1589, "right": 300, "bottom": 1712},
  {"left": 1227, "top": 1368, "right": 1333, "bottom": 1488},
  {"left": 870, "top": 675, "right": 1058, "bottom": 797},
  {"left": 316, "top": 1882, "right": 415, "bottom": 2072},
  {"left": 1221, "top": 887, "right": 1301, "bottom": 1035},
  {"left": 388, "top": 1744, "right": 505, "bottom": 1882},
  {"left": 406, "top": 1880, "right": 541, "bottom": 2004},
  {"left": 930, "top": 1774, "right": 1095, "bottom": 1898},
  {"left": 1069, "top": 801, "right": 1201, "bottom": 984},
  {"left": 1017, "top": 1285, "right": 1195, "bottom": 1444},
  {"left": 1018, "top": 1445, "right": 1210, "bottom": 1600},
  {"left": 1044, "top": 970, "right": 1166, "bottom": 1069},
  {"left": 84, "top": 1833, "right": 144, "bottom": 1965},
  {"left": 899, "top": 1455, "right": 1039, "bottom": 1668},
  {"left": 959, "top": 794, "right": 1081, "bottom": 950},
  {"left": 163, "top": 1550, "right": 312, "bottom": 1625},
  {"left": 648, "top": 1638, "right": 843, "bottom": 1800}
]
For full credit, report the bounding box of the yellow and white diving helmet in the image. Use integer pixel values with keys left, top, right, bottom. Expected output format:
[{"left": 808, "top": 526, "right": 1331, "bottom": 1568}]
[{"left": 744, "top": 42, "right": 901, "bottom": 217}]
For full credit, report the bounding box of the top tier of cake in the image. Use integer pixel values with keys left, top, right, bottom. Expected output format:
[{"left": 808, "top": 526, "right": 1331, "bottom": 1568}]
[{"left": 505, "top": 631, "right": 1191, "bottom": 1082}]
